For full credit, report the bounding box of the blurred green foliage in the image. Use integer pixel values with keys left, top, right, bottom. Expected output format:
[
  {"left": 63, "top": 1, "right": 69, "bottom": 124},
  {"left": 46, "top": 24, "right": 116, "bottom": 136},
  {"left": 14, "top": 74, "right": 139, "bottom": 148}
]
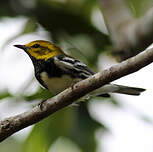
[
  {"left": 22, "top": 103, "right": 105, "bottom": 152},
  {"left": 0, "top": 0, "right": 152, "bottom": 152},
  {"left": 23, "top": 88, "right": 54, "bottom": 101},
  {"left": 0, "top": 91, "right": 13, "bottom": 100},
  {"left": 126, "top": 0, "right": 153, "bottom": 17},
  {"left": 0, "top": 137, "right": 22, "bottom": 152}
]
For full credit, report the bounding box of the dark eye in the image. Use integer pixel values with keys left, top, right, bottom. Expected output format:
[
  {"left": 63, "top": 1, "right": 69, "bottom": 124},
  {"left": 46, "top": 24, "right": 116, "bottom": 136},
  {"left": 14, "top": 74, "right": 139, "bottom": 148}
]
[{"left": 32, "top": 44, "right": 40, "bottom": 48}]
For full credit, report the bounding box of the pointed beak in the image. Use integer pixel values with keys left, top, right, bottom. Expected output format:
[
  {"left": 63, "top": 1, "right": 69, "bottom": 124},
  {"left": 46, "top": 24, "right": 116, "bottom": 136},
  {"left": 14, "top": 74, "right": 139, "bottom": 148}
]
[{"left": 14, "top": 45, "right": 27, "bottom": 50}]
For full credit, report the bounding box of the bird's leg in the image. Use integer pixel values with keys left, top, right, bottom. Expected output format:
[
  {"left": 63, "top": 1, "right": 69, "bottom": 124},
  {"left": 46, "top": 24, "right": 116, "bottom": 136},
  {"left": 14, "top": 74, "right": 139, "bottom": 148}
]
[
  {"left": 38, "top": 99, "right": 46, "bottom": 110},
  {"left": 71, "top": 83, "right": 76, "bottom": 90},
  {"left": 71, "top": 79, "right": 79, "bottom": 90}
]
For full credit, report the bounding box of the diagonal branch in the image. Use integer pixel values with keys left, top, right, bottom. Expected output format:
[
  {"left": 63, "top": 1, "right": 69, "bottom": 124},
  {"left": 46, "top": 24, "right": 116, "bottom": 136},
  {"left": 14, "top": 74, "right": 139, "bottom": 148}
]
[
  {"left": 99, "top": 0, "right": 153, "bottom": 60},
  {"left": 1, "top": 47, "right": 153, "bottom": 142}
]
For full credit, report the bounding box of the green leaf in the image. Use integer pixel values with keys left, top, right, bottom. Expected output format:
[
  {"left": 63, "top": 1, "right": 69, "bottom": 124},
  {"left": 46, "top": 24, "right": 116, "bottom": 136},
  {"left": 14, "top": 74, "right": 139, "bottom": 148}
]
[
  {"left": 22, "top": 18, "right": 38, "bottom": 34},
  {"left": 0, "top": 91, "right": 13, "bottom": 100},
  {"left": 126, "top": 0, "right": 153, "bottom": 17}
]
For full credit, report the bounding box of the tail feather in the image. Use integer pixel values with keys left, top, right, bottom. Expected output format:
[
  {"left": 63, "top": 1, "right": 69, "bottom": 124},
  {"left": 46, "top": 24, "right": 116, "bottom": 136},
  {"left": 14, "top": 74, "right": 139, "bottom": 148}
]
[
  {"left": 91, "top": 84, "right": 145, "bottom": 96},
  {"left": 113, "top": 84, "right": 146, "bottom": 96}
]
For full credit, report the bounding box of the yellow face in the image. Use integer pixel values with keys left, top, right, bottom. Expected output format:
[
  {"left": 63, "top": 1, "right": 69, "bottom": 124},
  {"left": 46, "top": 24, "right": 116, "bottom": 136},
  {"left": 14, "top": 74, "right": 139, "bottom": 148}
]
[{"left": 15, "top": 40, "right": 63, "bottom": 60}]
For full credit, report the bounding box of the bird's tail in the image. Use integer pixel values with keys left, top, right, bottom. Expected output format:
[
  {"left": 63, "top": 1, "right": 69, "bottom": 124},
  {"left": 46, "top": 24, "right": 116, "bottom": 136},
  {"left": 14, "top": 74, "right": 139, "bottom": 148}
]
[
  {"left": 110, "top": 84, "right": 145, "bottom": 95},
  {"left": 91, "top": 84, "right": 145, "bottom": 96}
]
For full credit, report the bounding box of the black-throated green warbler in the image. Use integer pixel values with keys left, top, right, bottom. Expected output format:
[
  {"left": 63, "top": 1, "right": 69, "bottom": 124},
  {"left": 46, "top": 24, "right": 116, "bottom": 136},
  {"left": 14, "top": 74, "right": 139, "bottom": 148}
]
[{"left": 14, "top": 40, "right": 145, "bottom": 98}]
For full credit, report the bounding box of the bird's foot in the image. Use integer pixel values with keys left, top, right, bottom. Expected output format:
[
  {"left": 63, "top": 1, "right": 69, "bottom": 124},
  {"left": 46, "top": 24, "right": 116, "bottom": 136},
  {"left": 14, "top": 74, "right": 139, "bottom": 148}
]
[{"left": 38, "top": 100, "right": 46, "bottom": 110}]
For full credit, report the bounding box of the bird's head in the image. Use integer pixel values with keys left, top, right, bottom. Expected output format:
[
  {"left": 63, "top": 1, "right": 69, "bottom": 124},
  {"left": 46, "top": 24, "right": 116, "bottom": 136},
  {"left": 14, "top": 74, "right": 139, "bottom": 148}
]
[{"left": 14, "top": 40, "right": 63, "bottom": 60}]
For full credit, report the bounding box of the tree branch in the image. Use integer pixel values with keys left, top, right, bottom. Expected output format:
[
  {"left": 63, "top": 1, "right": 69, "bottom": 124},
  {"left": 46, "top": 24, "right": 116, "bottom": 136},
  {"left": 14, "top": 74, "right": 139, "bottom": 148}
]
[
  {"left": 99, "top": 0, "right": 153, "bottom": 60},
  {"left": 0, "top": 47, "right": 153, "bottom": 142}
]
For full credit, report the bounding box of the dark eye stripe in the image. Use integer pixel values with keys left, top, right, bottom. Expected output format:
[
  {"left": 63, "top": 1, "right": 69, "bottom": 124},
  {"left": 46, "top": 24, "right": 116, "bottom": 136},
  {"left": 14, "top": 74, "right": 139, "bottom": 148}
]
[{"left": 32, "top": 44, "right": 40, "bottom": 48}]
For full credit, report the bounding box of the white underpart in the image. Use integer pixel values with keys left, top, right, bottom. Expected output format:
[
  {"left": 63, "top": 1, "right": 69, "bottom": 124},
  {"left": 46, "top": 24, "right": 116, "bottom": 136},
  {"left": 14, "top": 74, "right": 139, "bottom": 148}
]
[{"left": 41, "top": 72, "right": 80, "bottom": 94}]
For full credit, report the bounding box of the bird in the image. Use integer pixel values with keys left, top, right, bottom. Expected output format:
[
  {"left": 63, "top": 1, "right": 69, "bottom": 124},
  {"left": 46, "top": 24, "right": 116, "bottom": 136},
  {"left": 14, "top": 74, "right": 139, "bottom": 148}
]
[{"left": 14, "top": 40, "right": 145, "bottom": 99}]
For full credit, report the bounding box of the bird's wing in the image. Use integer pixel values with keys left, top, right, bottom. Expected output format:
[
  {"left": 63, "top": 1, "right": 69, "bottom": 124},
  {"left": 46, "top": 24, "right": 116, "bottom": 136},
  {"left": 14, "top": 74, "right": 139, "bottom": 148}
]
[
  {"left": 54, "top": 55, "right": 110, "bottom": 98},
  {"left": 54, "top": 55, "right": 95, "bottom": 79}
]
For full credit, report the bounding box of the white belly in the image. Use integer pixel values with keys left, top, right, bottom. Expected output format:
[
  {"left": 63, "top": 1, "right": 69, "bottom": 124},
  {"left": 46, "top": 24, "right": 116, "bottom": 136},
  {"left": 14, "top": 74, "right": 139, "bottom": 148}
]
[{"left": 41, "top": 72, "right": 80, "bottom": 94}]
